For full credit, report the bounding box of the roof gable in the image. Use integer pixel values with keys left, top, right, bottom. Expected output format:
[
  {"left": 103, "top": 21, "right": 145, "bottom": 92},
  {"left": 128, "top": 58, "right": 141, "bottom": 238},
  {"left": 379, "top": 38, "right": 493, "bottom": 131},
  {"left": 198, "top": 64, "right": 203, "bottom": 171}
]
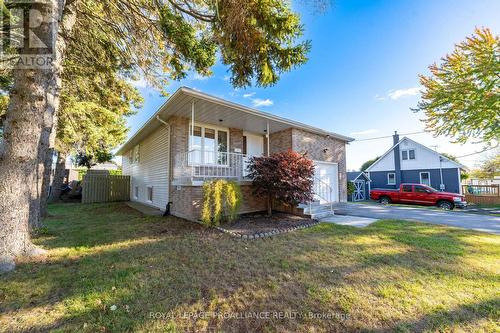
[{"left": 366, "top": 137, "right": 466, "bottom": 172}]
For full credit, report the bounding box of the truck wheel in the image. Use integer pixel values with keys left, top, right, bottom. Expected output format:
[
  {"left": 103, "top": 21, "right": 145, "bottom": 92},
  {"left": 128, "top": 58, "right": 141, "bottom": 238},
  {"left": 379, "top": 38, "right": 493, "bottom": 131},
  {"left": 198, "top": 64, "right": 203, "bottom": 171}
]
[
  {"left": 379, "top": 196, "right": 391, "bottom": 205},
  {"left": 437, "top": 200, "right": 454, "bottom": 210}
]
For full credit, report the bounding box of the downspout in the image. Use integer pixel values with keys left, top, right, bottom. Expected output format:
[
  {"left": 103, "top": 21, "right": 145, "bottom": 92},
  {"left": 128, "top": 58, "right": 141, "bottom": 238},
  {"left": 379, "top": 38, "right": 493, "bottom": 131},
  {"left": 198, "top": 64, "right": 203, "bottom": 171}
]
[{"left": 155, "top": 115, "right": 172, "bottom": 216}]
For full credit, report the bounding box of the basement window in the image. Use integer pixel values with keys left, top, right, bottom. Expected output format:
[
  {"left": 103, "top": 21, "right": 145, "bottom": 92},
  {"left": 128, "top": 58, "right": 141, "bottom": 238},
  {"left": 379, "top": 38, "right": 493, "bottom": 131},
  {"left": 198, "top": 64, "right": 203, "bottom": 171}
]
[{"left": 147, "top": 186, "right": 153, "bottom": 202}]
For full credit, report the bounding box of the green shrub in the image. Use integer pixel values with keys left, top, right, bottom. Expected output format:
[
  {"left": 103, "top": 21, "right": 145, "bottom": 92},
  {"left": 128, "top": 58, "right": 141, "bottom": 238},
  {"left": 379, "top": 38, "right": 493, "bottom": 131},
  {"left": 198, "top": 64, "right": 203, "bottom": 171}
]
[
  {"left": 347, "top": 181, "right": 355, "bottom": 196},
  {"left": 201, "top": 179, "right": 242, "bottom": 226}
]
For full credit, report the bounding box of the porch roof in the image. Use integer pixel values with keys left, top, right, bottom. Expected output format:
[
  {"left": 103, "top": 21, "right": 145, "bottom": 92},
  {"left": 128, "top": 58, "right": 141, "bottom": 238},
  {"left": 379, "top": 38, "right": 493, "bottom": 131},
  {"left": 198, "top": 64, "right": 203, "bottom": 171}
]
[{"left": 116, "top": 87, "right": 354, "bottom": 155}]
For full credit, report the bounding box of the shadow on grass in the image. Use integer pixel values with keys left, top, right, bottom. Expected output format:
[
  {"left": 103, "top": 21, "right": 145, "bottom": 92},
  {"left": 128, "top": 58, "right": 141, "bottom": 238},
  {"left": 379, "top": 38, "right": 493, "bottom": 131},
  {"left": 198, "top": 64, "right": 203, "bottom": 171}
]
[{"left": 0, "top": 203, "right": 498, "bottom": 332}]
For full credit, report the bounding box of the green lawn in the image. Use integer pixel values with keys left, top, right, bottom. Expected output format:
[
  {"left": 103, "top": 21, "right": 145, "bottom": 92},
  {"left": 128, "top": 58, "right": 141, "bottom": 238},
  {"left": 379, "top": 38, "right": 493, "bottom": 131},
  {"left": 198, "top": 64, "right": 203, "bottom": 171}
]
[{"left": 1, "top": 203, "right": 499, "bottom": 332}]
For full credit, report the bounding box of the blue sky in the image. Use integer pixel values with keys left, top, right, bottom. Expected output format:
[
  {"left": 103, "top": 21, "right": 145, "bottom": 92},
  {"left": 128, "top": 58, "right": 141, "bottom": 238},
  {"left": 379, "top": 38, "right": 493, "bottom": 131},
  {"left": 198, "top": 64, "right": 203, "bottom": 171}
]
[{"left": 127, "top": 0, "right": 500, "bottom": 170}]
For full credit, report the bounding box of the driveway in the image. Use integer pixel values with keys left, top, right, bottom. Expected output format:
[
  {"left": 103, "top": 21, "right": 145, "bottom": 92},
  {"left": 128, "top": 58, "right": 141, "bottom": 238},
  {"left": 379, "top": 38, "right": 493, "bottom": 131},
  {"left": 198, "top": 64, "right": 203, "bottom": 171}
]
[{"left": 333, "top": 203, "right": 500, "bottom": 234}]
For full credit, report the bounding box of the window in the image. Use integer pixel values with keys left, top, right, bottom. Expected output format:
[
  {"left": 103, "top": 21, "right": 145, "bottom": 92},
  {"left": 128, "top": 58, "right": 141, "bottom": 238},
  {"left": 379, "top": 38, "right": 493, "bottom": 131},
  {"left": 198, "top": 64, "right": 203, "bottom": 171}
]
[
  {"left": 402, "top": 185, "right": 412, "bottom": 192},
  {"left": 147, "top": 186, "right": 153, "bottom": 202},
  {"left": 133, "top": 145, "right": 140, "bottom": 163},
  {"left": 189, "top": 125, "right": 229, "bottom": 165},
  {"left": 414, "top": 185, "right": 428, "bottom": 193},
  {"left": 134, "top": 186, "right": 139, "bottom": 198},
  {"left": 387, "top": 172, "right": 396, "bottom": 185},
  {"left": 420, "top": 172, "right": 431, "bottom": 186},
  {"left": 401, "top": 149, "right": 415, "bottom": 160}
]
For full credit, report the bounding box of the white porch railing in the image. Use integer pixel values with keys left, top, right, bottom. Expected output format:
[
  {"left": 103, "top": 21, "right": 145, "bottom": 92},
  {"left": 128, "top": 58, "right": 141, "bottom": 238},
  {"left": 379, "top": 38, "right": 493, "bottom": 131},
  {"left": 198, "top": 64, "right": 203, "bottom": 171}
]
[
  {"left": 310, "top": 176, "right": 335, "bottom": 213},
  {"left": 178, "top": 149, "right": 252, "bottom": 181}
]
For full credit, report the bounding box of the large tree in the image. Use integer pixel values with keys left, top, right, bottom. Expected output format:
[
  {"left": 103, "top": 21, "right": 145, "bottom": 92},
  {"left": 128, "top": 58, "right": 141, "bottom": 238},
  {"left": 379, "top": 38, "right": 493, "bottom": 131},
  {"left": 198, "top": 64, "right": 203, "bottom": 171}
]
[
  {"left": 0, "top": 0, "right": 311, "bottom": 272},
  {"left": 415, "top": 28, "right": 500, "bottom": 146},
  {"left": 360, "top": 156, "right": 380, "bottom": 171}
]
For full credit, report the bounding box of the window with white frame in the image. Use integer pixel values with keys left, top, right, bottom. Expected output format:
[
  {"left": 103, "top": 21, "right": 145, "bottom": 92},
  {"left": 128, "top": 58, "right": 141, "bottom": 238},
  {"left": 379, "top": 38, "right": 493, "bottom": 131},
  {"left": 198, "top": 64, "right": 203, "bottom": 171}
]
[
  {"left": 134, "top": 186, "right": 139, "bottom": 198},
  {"left": 189, "top": 125, "right": 229, "bottom": 165},
  {"left": 147, "top": 186, "right": 153, "bottom": 202},
  {"left": 387, "top": 172, "right": 396, "bottom": 185},
  {"left": 401, "top": 149, "right": 415, "bottom": 160},
  {"left": 420, "top": 172, "right": 431, "bottom": 186}
]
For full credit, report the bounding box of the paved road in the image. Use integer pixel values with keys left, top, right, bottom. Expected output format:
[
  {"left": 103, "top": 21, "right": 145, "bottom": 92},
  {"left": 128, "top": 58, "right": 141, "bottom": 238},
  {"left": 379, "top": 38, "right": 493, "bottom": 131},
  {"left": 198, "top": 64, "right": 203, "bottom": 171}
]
[{"left": 333, "top": 203, "right": 500, "bottom": 234}]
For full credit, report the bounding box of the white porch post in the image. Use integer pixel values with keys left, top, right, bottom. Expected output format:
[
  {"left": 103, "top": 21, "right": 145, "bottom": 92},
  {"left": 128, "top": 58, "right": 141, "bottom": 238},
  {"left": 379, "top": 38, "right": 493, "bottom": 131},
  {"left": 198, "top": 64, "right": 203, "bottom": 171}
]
[
  {"left": 190, "top": 101, "right": 195, "bottom": 150},
  {"left": 266, "top": 121, "right": 270, "bottom": 156}
]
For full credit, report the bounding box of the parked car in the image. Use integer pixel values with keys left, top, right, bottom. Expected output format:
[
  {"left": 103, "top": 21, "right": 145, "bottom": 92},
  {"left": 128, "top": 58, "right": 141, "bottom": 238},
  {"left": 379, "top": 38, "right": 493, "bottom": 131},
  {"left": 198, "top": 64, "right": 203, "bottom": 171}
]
[{"left": 370, "top": 183, "right": 467, "bottom": 210}]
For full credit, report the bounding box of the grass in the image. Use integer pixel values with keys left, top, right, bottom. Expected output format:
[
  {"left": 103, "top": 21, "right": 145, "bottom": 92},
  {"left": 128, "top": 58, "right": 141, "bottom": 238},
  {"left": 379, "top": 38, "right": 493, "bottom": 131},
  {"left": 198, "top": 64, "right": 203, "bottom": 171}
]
[{"left": 1, "top": 203, "right": 499, "bottom": 332}]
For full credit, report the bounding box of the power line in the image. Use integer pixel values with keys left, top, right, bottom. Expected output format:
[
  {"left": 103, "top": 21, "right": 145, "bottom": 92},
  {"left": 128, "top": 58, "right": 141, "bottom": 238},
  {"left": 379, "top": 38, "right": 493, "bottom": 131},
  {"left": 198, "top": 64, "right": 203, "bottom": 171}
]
[
  {"left": 351, "top": 131, "right": 426, "bottom": 142},
  {"left": 455, "top": 145, "right": 499, "bottom": 158}
]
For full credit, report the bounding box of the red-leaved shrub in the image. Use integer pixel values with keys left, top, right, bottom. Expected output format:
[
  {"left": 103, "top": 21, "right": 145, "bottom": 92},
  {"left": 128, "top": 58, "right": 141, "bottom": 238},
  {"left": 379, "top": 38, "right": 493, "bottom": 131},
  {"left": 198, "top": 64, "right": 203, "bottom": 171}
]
[{"left": 247, "top": 150, "right": 314, "bottom": 215}]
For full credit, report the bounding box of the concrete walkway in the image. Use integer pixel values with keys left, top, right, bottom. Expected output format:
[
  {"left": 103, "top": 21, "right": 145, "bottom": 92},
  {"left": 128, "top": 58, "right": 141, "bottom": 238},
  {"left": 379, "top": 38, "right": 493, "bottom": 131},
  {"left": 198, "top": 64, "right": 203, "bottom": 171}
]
[
  {"left": 321, "top": 215, "right": 378, "bottom": 228},
  {"left": 126, "top": 201, "right": 164, "bottom": 216},
  {"left": 334, "top": 203, "right": 500, "bottom": 234}
]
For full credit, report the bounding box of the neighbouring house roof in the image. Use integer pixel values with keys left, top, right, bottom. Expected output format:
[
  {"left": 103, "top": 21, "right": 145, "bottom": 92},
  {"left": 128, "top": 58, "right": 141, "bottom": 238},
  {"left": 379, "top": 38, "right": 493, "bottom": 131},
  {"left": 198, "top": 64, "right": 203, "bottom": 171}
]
[
  {"left": 347, "top": 171, "right": 371, "bottom": 182},
  {"left": 116, "top": 87, "right": 354, "bottom": 155},
  {"left": 365, "top": 137, "right": 467, "bottom": 172}
]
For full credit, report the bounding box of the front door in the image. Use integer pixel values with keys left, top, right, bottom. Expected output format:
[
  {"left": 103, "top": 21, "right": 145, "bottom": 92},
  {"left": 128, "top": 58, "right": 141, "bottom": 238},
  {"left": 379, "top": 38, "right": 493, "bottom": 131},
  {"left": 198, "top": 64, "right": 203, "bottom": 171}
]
[
  {"left": 314, "top": 162, "right": 339, "bottom": 204},
  {"left": 243, "top": 132, "right": 264, "bottom": 177}
]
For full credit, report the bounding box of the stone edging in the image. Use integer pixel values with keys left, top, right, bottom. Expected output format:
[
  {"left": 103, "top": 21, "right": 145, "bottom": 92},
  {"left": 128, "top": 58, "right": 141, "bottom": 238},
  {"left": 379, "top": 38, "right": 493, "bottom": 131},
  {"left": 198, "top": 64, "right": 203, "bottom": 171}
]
[{"left": 214, "top": 220, "right": 321, "bottom": 240}]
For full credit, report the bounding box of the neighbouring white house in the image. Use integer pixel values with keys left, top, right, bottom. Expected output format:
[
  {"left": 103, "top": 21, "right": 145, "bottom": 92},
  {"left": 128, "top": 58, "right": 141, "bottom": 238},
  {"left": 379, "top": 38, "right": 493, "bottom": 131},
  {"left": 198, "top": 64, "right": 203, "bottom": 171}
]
[{"left": 116, "top": 87, "right": 354, "bottom": 221}]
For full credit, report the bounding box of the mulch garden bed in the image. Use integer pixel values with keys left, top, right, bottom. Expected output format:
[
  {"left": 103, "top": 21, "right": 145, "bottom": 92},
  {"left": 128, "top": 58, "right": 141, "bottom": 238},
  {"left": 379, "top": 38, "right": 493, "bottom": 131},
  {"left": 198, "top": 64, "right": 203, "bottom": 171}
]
[{"left": 217, "top": 212, "right": 319, "bottom": 239}]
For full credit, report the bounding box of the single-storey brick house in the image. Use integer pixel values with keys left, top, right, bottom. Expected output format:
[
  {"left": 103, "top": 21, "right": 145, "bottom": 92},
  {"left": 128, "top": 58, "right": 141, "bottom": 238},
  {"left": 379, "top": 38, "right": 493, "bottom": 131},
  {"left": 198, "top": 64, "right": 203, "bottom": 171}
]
[{"left": 116, "top": 87, "right": 354, "bottom": 221}]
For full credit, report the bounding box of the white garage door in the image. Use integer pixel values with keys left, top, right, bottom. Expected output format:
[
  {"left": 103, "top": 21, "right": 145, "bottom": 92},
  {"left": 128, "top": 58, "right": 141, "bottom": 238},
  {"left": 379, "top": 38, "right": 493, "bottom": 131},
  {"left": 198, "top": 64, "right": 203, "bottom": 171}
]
[{"left": 314, "top": 162, "right": 339, "bottom": 204}]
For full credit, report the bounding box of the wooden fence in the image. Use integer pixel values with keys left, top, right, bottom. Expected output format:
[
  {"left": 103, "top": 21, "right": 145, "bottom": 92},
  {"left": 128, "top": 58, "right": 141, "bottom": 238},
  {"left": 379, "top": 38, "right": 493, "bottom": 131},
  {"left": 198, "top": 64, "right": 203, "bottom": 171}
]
[
  {"left": 462, "top": 184, "right": 500, "bottom": 206},
  {"left": 82, "top": 174, "right": 130, "bottom": 204}
]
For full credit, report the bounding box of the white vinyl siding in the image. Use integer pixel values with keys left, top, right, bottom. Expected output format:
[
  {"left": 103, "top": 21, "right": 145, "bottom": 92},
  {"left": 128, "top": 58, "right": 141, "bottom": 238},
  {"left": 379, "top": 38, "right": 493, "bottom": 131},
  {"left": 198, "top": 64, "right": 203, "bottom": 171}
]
[
  {"left": 122, "top": 126, "right": 170, "bottom": 210},
  {"left": 367, "top": 150, "right": 395, "bottom": 172},
  {"left": 369, "top": 138, "right": 462, "bottom": 172}
]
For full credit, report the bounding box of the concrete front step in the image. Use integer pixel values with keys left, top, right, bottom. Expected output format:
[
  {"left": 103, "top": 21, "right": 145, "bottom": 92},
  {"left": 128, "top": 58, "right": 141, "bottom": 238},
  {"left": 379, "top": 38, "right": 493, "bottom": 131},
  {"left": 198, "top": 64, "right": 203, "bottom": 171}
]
[{"left": 301, "top": 203, "right": 335, "bottom": 220}]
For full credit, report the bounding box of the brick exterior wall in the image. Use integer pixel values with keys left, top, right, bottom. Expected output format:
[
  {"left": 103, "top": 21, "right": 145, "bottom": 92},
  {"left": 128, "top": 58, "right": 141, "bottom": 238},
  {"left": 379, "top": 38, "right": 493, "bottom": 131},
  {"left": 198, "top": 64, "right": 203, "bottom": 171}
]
[
  {"left": 166, "top": 115, "right": 348, "bottom": 220},
  {"left": 267, "top": 128, "right": 348, "bottom": 202},
  {"left": 170, "top": 183, "right": 266, "bottom": 221},
  {"left": 229, "top": 128, "right": 243, "bottom": 153},
  {"left": 269, "top": 129, "right": 293, "bottom": 155},
  {"left": 291, "top": 129, "right": 347, "bottom": 202},
  {"left": 168, "top": 116, "right": 190, "bottom": 180}
]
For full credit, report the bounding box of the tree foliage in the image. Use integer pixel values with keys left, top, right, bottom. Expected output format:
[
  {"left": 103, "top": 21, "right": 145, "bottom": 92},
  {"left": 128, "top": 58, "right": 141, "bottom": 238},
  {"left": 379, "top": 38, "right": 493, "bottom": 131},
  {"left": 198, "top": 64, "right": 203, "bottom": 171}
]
[
  {"left": 360, "top": 156, "right": 380, "bottom": 171},
  {"left": 470, "top": 153, "right": 500, "bottom": 178},
  {"left": 248, "top": 150, "right": 314, "bottom": 215},
  {"left": 415, "top": 28, "right": 500, "bottom": 146}
]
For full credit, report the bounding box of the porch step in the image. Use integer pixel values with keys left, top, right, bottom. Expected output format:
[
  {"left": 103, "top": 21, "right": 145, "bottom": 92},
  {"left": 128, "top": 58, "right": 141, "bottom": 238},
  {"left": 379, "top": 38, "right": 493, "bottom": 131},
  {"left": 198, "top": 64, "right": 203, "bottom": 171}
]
[{"left": 300, "top": 203, "right": 335, "bottom": 220}]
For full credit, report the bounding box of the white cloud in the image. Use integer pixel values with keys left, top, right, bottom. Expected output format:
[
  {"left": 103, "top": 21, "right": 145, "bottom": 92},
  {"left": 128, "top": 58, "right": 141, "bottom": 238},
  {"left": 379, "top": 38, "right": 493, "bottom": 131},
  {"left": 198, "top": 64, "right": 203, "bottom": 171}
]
[
  {"left": 350, "top": 129, "right": 379, "bottom": 136},
  {"left": 388, "top": 87, "right": 420, "bottom": 100},
  {"left": 128, "top": 77, "right": 148, "bottom": 89},
  {"left": 192, "top": 73, "right": 209, "bottom": 81},
  {"left": 374, "top": 94, "right": 386, "bottom": 101},
  {"left": 252, "top": 98, "right": 273, "bottom": 107},
  {"left": 243, "top": 92, "right": 256, "bottom": 98},
  {"left": 223, "top": 75, "right": 231, "bottom": 81}
]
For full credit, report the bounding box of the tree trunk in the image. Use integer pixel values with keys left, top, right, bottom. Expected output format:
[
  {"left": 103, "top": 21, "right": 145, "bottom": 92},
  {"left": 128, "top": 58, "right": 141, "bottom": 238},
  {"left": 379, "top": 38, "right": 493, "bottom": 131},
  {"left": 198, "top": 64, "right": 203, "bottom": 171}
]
[
  {"left": 267, "top": 194, "right": 273, "bottom": 216},
  {"left": 49, "top": 151, "right": 67, "bottom": 202},
  {"left": 0, "top": 1, "right": 74, "bottom": 273},
  {"left": 39, "top": 147, "right": 55, "bottom": 218}
]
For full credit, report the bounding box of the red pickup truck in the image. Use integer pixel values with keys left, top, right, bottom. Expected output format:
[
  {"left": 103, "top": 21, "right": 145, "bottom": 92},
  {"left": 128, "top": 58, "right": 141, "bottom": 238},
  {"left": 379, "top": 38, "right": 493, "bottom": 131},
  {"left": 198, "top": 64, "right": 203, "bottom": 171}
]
[{"left": 370, "top": 183, "right": 467, "bottom": 210}]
